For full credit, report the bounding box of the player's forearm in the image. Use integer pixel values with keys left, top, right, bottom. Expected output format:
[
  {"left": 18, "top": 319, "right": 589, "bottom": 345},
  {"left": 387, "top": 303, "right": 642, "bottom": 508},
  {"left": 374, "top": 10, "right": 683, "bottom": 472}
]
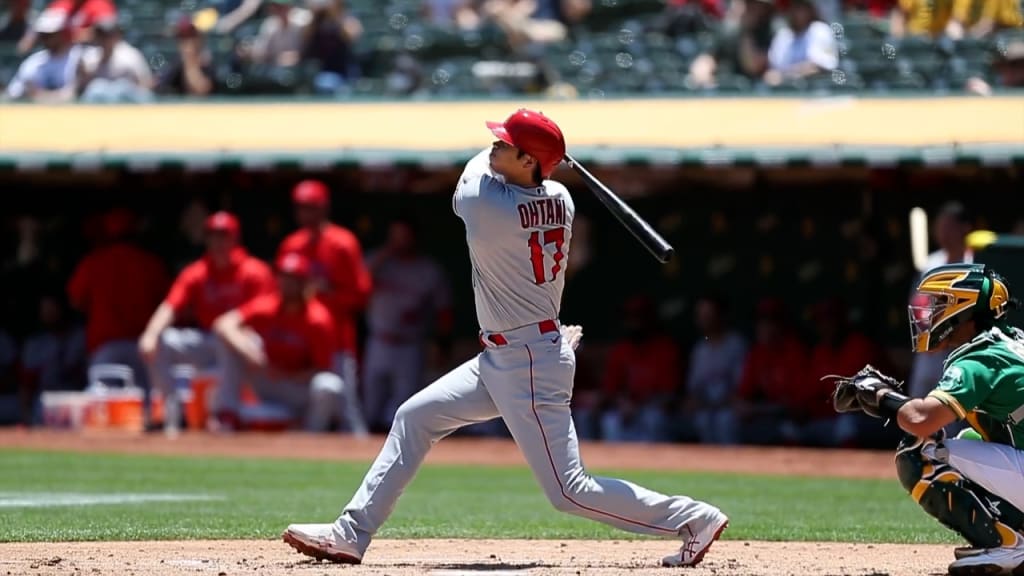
[{"left": 142, "top": 303, "right": 176, "bottom": 340}]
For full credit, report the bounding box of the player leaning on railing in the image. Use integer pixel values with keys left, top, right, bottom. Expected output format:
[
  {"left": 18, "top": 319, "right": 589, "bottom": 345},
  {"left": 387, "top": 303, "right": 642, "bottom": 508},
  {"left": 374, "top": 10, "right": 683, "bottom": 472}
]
[{"left": 830, "top": 262, "right": 1024, "bottom": 576}]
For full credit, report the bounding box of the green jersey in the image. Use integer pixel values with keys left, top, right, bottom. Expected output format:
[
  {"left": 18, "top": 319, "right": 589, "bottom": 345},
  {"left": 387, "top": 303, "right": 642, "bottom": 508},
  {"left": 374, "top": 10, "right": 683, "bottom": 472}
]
[{"left": 928, "top": 326, "right": 1024, "bottom": 447}]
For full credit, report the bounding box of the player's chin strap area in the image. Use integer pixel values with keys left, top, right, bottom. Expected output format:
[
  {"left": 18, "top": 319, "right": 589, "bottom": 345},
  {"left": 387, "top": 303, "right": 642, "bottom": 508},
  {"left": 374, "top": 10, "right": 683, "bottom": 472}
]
[{"left": 895, "top": 434, "right": 1024, "bottom": 549}]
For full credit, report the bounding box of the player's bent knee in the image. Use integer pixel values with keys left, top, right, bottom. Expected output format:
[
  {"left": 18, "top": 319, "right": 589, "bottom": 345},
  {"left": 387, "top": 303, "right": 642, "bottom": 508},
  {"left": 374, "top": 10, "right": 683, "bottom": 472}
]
[{"left": 894, "top": 433, "right": 1021, "bottom": 548}]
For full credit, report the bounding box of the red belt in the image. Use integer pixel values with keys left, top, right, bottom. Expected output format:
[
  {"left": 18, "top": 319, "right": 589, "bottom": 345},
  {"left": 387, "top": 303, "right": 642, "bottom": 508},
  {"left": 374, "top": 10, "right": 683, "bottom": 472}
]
[{"left": 481, "top": 320, "right": 558, "bottom": 347}]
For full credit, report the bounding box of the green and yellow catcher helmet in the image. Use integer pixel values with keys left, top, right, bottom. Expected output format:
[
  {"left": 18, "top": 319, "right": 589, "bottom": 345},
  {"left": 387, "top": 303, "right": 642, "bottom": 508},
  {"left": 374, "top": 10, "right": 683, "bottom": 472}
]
[{"left": 909, "top": 263, "right": 1015, "bottom": 353}]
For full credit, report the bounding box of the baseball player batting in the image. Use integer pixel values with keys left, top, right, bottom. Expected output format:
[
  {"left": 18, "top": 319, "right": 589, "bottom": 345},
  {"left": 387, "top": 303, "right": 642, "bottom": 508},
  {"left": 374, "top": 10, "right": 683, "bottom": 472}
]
[
  {"left": 282, "top": 108, "right": 729, "bottom": 567},
  {"left": 831, "top": 263, "right": 1024, "bottom": 576}
]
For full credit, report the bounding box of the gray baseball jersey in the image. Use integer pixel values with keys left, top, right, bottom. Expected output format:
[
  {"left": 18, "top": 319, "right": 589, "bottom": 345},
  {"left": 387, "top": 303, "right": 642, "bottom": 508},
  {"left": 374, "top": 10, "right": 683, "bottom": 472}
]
[{"left": 454, "top": 149, "right": 574, "bottom": 332}]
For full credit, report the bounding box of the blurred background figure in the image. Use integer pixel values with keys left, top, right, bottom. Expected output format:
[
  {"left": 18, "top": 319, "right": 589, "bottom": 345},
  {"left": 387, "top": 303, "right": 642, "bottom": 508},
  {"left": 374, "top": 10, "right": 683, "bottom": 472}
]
[
  {"left": 67, "top": 208, "right": 168, "bottom": 415},
  {"left": 157, "top": 16, "right": 214, "bottom": 97},
  {"left": 138, "top": 212, "right": 274, "bottom": 433},
  {"left": 733, "top": 298, "right": 807, "bottom": 445},
  {"left": 763, "top": 0, "right": 839, "bottom": 87},
  {"left": 362, "top": 217, "right": 453, "bottom": 432},
  {"left": 907, "top": 201, "right": 974, "bottom": 399},
  {"left": 681, "top": 294, "right": 747, "bottom": 445},
  {"left": 18, "top": 293, "right": 86, "bottom": 427},
  {"left": 804, "top": 297, "right": 877, "bottom": 447},
  {"left": 244, "top": 0, "right": 311, "bottom": 68},
  {"left": 482, "top": 0, "right": 592, "bottom": 50},
  {"left": 687, "top": 0, "right": 775, "bottom": 89},
  {"left": 213, "top": 252, "right": 346, "bottom": 431},
  {"left": 303, "top": 0, "right": 362, "bottom": 95},
  {"left": 76, "top": 17, "right": 154, "bottom": 103},
  {"left": 599, "top": 295, "right": 680, "bottom": 443},
  {"left": 16, "top": 0, "right": 116, "bottom": 54},
  {"left": 6, "top": 11, "right": 82, "bottom": 102},
  {"left": 0, "top": 0, "right": 33, "bottom": 43},
  {"left": 279, "top": 180, "right": 370, "bottom": 436}
]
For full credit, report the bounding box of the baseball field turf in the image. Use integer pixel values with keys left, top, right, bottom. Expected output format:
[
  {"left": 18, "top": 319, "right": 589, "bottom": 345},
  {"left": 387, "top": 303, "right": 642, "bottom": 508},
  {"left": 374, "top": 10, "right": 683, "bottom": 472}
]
[{"left": 0, "top": 432, "right": 961, "bottom": 575}]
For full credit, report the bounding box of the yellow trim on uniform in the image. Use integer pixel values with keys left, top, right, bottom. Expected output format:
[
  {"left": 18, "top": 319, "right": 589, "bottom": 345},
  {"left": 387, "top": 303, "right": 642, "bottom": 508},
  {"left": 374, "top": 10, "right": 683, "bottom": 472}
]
[
  {"left": 996, "top": 523, "right": 1021, "bottom": 547},
  {"left": 929, "top": 390, "right": 967, "bottom": 419},
  {"left": 964, "top": 412, "right": 991, "bottom": 441},
  {"left": 912, "top": 481, "right": 930, "bottom": 503}
]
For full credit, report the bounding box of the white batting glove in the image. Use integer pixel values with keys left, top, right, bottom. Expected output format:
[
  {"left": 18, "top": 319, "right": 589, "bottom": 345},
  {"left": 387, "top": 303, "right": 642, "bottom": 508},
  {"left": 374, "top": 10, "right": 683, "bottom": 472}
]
[{"left": 561, "top": 324, "right": 583, "bottom": 350}]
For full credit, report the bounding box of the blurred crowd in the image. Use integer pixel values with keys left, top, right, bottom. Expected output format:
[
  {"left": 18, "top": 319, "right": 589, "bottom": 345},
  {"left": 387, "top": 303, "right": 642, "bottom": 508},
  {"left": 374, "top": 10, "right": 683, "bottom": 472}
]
[
  {"left": 0, "top": 182, "right": 1000, "bottom": 449},
  {"left": 1, "top": 0, "right": 1023, "bottom": 101}
]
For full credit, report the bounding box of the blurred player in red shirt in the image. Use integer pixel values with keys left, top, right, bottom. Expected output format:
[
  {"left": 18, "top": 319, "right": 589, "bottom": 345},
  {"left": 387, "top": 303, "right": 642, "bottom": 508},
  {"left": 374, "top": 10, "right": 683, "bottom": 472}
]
[
  {"left": 804, "top": 297, "right": 879, "bottom": 447},
  {"left": 212, "top": 252, "right": 349, "bottom": 431},
  {"left": 138, "top": 211, "right": 274, "bottom": 433},
  {"left": 733, "top": 298, "right": 808, "bottom": 445},
  {"left": 277, "top": 180, "right": 370, "bottom": 435},
  {"left": 67, "top": 208, "right": 168, "bottom": 401},
  {"left": 599, "top": 295, "right": 681, "bottom": 442}
]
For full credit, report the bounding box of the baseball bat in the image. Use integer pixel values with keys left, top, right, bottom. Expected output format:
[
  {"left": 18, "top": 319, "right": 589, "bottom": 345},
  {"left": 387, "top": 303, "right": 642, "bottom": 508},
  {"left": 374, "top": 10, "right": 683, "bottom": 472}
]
[{"left": 564, "top": 153, "right": 675, "bottom": 264}]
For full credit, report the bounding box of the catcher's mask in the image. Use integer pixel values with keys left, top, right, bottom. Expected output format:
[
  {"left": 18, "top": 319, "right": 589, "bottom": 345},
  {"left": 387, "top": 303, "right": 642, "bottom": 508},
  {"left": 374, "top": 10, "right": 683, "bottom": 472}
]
[{"left": 909, "top": 263, "right": 1016, "bottom": 352}]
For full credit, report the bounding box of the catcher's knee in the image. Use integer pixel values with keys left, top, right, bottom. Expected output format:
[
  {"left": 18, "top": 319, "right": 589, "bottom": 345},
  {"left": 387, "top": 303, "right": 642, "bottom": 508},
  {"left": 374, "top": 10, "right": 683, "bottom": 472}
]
[{"left": 895, "top": 434, "right": 1021, "bottom": 548}]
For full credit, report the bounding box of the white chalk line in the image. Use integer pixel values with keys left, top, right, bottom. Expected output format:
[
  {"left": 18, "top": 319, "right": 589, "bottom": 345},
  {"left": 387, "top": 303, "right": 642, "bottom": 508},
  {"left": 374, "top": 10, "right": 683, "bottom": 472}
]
[{"left": 0, "top": 492, "right": 222, "bottom": 508}]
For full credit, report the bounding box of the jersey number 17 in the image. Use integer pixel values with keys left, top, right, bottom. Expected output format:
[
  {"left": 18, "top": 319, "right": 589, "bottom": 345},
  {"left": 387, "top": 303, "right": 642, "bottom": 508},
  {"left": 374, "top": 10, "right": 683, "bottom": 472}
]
[{"left": 528, "top": 228, "right": 566, "bottom": 285}]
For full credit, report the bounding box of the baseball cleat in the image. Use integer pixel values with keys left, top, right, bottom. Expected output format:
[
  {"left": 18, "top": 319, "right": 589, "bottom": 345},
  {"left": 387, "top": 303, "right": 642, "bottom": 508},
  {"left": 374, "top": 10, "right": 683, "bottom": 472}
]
[
  {"left": 282, "top": 523, "right": 362, "bottom": 564},
  {"left": 947, "top": 544, "right": 1024, "bottom": 576},
  {"left": 955, "top": 547, "right": 987, "bottom": 560},
  {"left": 662, "top": 510, "right": 729, "bottom": 568}
]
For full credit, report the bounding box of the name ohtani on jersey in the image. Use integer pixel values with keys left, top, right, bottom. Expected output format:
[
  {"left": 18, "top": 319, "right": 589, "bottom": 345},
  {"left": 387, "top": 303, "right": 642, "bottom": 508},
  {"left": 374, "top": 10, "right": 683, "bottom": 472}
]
[{"left": 517, "top": 198, "right": 568, "bottom": 229}]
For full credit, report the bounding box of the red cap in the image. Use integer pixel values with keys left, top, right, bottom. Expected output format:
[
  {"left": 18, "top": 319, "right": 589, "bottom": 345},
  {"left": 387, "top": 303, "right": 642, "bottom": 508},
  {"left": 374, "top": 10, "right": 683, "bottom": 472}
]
[
  {"left": 486, "top": 109, "right": 566, "bottom": 178},
  {"left": 204, "top": 211, "right": 240, "bottom": 237},
  {"left": 292, "top": 180, "right": 330, "bottom": 206},
  {"left": 275, "top": 252, "right": 311, "bottom": 279}
]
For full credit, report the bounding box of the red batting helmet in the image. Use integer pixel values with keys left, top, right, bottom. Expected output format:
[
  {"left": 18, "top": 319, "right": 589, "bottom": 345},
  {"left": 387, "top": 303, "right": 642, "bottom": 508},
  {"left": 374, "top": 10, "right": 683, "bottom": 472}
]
[
  {"left": 486, "top": 109, "right": 566, "bottom": 178},
  {"left": 292, "top": 180, "right": 330, "bottom": 207},
  {"left": 204, "top": 211, "right": 240, "bottom": 238}
]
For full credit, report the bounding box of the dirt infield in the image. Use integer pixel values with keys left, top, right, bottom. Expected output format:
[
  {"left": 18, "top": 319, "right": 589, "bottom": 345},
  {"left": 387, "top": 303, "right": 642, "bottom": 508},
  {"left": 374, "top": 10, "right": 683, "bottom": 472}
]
[
  {"left": 2, "top": 430, "right": 948, "bottom": 575},
  {"left": 0, "top": 539, "right": 951, "bottom": 575}
]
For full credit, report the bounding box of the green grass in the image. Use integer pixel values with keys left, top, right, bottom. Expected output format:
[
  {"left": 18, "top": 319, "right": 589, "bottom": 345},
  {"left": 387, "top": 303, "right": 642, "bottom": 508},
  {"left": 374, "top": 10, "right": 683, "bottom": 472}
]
[{"left": 0, "top": 449, "right": 959, "bottom": 544}]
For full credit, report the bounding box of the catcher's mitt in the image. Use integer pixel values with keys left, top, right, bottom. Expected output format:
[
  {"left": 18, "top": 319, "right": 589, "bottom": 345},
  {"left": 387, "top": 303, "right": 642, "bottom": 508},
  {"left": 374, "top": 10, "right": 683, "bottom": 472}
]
[{"left": 825, "top": 364, "right": 905, "bottom": 420}]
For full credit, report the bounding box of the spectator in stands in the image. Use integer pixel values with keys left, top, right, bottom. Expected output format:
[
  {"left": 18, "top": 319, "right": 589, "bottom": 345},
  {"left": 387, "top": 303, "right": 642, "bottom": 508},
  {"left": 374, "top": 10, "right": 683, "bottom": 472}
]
[
  {"left": 892, "top": 0, "right": 1020, "bottom": 38},
  {"left": 138, "top": 212, "right": 274, "bottom": 434},
  {"left": 17, "top": 0, "right": 116, "bottom": 54},
  {"left": 423, "top": 0, "right": 480, "bottom": 27},
  {"left": 733, "top": 298, "right": 808, "bottom": 445},
  {"left": 907, "top": 201, "right": 973, "bottom": 398},
  {"left": 763, "top": 0, "right": 839, "bottom": 86},
  {"left": 6, "top": 11, "right": 83, "bottom": 102},
  {"left": 362, "top": 217, "right": 453, "bottom": 432},
  {"left": 682, "top": 294, "right": 747, "bottom": 445},
  {"left": 804, "top": 297, "right": 877, "bottom": 446},
  {"left": 158, "top": 16, "right": 215, "bottom": 96},
  {"left": 244, "top": 0, "right": 311, "bottom": 67},
  {"left": 599, "top": 295, "right": 680, "bottom": 442},
  {"left": 303, "top": 0, "right": 362, "bottom": 94},
  {"left": 214, "top": 0, "right": 266, "bottom": 34},
  {"left": 213, "top": 252, "right": 348, "bottom": 432},
  {"left": 480, "top": 0, "right": 592, "bottom": 49},
  {"left": 18, "top": 293, "right": 87, "bottom": 426},
  {"left": 652, "top": 0, "right": 724, "bottom": 38},
  {"left": 0, "top": 0, "right": 33, "bottom": 43},
  {"left": 67, "top": 208, "right": 168, "bottom": 414},
  {"left": 278, "top": 180, "right": 371, "bottom": 435},
  {"left": 76, "top": 17, "right": 154, "bottom": 103},
  {"left": 687, "top": 0, "right": 774, "bottom": 89}
]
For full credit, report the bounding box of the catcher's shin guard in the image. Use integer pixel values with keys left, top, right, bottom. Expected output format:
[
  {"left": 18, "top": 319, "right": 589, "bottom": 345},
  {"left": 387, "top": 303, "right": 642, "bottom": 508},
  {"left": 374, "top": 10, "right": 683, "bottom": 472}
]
[{"left": 896, "top": 435, "right": 1024, "bottom": 549}]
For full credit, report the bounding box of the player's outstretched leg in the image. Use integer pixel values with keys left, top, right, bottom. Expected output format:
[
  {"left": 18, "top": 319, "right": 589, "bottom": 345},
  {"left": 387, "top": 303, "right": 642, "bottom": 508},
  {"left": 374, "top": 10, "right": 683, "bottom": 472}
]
[
  {"left": 283, "top": 357, "right": 501, "bottom": 563},
  {"left": 896, "top": 433, "right": 1024, "bottom": 575},
  {"left": 481, "top": 339, "right": 727, "bottom": 568}
]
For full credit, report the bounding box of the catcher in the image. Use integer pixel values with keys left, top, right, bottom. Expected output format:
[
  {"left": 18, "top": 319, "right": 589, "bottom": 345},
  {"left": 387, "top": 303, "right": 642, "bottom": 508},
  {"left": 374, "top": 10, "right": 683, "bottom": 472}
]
[{"left": 831, "top": 263, "right": 1024, "bottom": 576}]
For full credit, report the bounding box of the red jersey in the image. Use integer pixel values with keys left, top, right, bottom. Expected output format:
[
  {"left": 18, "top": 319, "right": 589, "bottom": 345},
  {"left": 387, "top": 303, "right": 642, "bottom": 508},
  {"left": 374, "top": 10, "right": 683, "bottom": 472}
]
[
  {"left": 806, "top": 332, "right": 878, "bottom": 420},
  {"left": 238, "top": 294, "right": 336, "bottom": 373},
  {"left": 68, "top": 242, "right": 169, "bottom": 353},
  {"left": 164, "top": 249, "right": 274, "bottom": 330},
  {"left": 278, "top": 223, "right": 371, "bottom": 353},
  {"left": 737, "top": 336, "right": 809, "bottom": 418},
  {"left": 48, "top": 0, "right": 117, "bottom": 34},
  {"left": 602, "top": 335, "right": 681, "bottom": 404}
]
